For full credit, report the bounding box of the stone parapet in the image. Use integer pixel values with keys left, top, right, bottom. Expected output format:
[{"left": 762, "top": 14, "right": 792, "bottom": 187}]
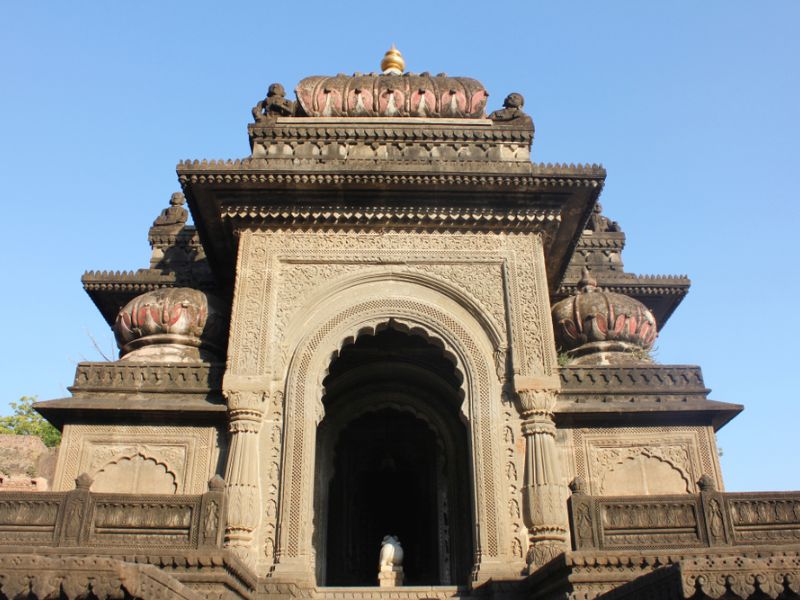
[
  {"left": 567, "top": 487, "right": 800, "bottom": 552},
  {"left": 0, "top": 475, "right": 226, "bottom": 550}
]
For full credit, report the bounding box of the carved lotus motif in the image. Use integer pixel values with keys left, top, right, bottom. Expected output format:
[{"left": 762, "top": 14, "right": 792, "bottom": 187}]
[
  {"left": 552, "top": 269, "right": 657, "bottom": 365},
  {"left": 114, "top": 288, "right": 227, "bottom": 362},
  {"left": 295, "top": 73, "right": 489, "bottom": 118}
]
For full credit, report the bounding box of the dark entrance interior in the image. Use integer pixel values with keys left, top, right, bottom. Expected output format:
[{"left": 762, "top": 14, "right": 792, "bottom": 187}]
[{"left": 317, "top": 327, "right": 472, "bottom": 586}]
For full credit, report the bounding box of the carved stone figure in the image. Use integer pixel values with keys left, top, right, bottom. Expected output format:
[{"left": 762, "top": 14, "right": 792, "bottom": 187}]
[
  {"left": 378, "top": 535, "right": 404, "bottom": 587},
  {"left": 379, "top": 535, "right": 403, "bottom": 567},
  {"left": 252, "top": 83, "right": 295, "bottom": 122},
  {"left": 152, "top": 192, "right": 188, "bottom": 227},
  {"left": 585, "top": 202, "right": 621, "bottom": 233},
  {"left": 489, "top": 92, "right": 533, "bottom": 127}
]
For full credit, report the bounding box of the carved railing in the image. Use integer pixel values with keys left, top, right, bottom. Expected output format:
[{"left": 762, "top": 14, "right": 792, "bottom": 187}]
[
  {"left": 0, "top": 474, "right": 226, "bottom": 551},
  {"left": 568, "top": 479, "right": 800, "bottom": 551}
]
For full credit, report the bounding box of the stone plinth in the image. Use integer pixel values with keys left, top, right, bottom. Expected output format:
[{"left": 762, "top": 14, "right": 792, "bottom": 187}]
[{"left": 378, "top": 566, "right": 404, "bottom": 587}]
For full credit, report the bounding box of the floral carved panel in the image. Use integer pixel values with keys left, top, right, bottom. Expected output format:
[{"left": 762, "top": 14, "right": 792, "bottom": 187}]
[{"left": 53, "top": 424, "right": 220, "bottom": 494}]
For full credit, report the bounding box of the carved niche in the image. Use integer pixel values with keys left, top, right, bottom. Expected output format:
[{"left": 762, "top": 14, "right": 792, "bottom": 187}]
[
  {"left": 53, "top": 424, "right": 222, "bottom": 494},
  {"left": 568, "top": 425, "right": 723, "bottom": 496}
]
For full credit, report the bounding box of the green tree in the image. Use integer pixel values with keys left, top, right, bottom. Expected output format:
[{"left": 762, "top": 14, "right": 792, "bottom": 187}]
[{"left": 0, "top": 396, "right": 61, "bottom": 447}]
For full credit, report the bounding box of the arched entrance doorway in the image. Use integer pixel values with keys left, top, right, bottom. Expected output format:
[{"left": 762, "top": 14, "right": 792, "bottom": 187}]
[{"left": 315, "top": 328, "right": 473, "bottom": 586}]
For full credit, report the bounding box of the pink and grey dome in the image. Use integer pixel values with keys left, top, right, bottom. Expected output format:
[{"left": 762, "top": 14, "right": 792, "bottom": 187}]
[
  {"left": 551, "top": 268, "right": 657, "bottom": 365},
  {"left": 294, "top": 73, "right": 489, "bottom": 119},
  {"left": 113, "top": 288, "right": 228, "bottom": 362}
]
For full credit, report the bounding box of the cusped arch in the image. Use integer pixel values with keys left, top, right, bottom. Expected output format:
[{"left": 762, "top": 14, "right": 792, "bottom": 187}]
[
  {"left": 600, "top": 453, "right": 692, "bottom": 496},
  {"left": 92, "top": 453, "right": 178, "bottom": 494},
  {"left": 275, "top": 292, "right": 506, "bottom": 578}
]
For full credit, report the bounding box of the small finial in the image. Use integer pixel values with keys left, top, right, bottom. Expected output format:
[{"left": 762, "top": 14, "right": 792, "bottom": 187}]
[
  {"left": 697, "top": 474, "right": 717, "bottom": 492},
  {"left": 577, "top": 267, "right": 598, "bottom": 292},
  {"left": 381, "top": 44, "right": 405, "bottom": 75}
]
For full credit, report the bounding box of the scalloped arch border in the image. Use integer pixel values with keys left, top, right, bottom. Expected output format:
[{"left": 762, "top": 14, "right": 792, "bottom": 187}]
[{"left": 275, "top": 295, "right": 506, "bottom": 576}]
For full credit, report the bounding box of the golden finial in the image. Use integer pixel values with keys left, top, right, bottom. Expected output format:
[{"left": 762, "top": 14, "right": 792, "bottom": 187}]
[{"left": 381, "top": 44, "right": 405, "bottom": 75}]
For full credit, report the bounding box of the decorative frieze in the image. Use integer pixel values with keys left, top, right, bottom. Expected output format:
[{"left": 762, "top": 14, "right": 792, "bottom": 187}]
[{"left": 71, "top": 362, "right": 224, "bottom": 394}]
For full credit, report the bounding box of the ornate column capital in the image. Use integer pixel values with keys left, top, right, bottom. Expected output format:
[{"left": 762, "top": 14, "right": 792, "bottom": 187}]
[
  {"left": 224, "top": 389, "right": 267, "bottom": 415},
  {"left": 513, "top": 374, "right": 560, "bottom": 418}
]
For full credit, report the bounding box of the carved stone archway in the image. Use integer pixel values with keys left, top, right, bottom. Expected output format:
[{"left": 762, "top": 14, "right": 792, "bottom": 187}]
[
  {"left": 314, "top": 333, "right": 473, "bottom": 586},
  {"left": 271, "top": 280, "right": 511, "bottom": 585}
]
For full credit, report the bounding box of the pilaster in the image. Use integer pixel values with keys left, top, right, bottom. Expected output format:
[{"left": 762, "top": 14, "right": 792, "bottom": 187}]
[
  {"left": 515, "top": 376, "right": 569, "bottom": 571},
  {"left": 223, "top": 389, "right": 266, "bottom": 567}
]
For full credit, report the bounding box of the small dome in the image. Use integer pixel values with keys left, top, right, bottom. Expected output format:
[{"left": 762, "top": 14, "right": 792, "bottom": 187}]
[
  {"left": 114, "top": 288, "right": 228, "bottom": 362},
  {"left": 551, "top": 269, "right": 657, "bottom": 365},
  {"left": 294, "top": 72, "right": 488, "bottom": 118}
]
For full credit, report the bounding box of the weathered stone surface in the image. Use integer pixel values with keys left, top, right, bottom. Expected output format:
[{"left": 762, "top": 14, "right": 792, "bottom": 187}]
[
  {"left": 10, "top": 53, "right": 799, "bottom": 599},
  {"left": 552, "top": 268, "right": 658, "bottom": 365},
  {"left": 0, "top": 435, "right": 56, "bottom": 491}
]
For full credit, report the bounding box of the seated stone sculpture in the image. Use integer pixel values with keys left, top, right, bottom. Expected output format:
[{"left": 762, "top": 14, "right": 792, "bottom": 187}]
[
  {"left": 378, "top": 534, "right": 404, "bottom": 567},
  {"left": 585, "top": 202, "right": 621, "bottom": 233},
  {"left": 152, "top": 192, "right": 188, "bottom": 227},
  {"left": 489, "top": 92, "right": 533, "bottom": 127},
  {"left": 252, "top": 83, "right": 295, "bottom": 122},
  {"left": 378, "top": 535, "right": 404, "bottom": 587}
]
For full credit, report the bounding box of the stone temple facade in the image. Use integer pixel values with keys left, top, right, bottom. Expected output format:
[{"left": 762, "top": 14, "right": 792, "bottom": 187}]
[{"left": 2, "top": 49, "right": 799, "bottom": 600}]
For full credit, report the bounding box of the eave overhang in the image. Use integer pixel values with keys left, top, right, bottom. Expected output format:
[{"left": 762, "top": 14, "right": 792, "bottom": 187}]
[
  {"left": 177, "top": 159, "right": 606, "bottom": 292},
  {"left": 556, "top": 365, "right": 743, "bottom": 431}
]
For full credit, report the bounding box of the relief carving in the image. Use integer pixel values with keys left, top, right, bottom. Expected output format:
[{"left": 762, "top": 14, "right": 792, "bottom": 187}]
[
  {"left": 54, "top": 425, "right": 216, "bottom": 494},
  {"left": 572, "top": 426, "right": 716, "bottom": 496}
]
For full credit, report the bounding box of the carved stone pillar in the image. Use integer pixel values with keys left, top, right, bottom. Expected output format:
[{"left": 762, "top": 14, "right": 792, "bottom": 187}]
[
  {"left": 223, "top": 389, "right": 266, "bottom": 566},
  {"left": 515, "top": 376, "right": 569, "bottom": 571}
]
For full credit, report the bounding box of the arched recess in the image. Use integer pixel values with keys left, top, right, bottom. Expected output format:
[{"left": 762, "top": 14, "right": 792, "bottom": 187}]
[
  {"left": 92, "top": 453, "right": 178, "bottom": 494},
  {"left": 315, "top": 339, "right": 472, "bottom": 586},
  {"left": 272, "top": 278, "right": 509, "bottom": 584}
]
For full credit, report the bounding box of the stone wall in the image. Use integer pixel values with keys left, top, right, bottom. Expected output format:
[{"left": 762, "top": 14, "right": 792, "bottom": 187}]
[{"left": 0, "top": 434, "right": 57, "bottom": 491}]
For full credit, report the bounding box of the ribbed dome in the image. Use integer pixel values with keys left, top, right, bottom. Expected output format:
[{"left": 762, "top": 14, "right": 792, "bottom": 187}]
[
  {"left": 551, "top": 268, "right": 657, "bottom": 365},
  {"left": 114, "top": 288, "right": 227, "bottom": 362},
  {"left": 294, "top": 72, "right": 488, "bottom": 118}
]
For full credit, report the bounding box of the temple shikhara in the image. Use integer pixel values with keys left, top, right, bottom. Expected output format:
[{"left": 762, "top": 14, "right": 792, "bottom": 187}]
[{"left": 2, "top": 48, "right": 799, "bottom": 600}]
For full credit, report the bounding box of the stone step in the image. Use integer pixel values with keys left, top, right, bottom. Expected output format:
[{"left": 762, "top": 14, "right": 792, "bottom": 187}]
[{"left": 314, "top": 586, "right": 467, "bottom": 600}]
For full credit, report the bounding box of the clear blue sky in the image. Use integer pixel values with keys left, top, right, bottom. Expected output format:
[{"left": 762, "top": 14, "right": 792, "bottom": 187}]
[{"left": 1, "top": 2, "right": 797, "bottom": 492}]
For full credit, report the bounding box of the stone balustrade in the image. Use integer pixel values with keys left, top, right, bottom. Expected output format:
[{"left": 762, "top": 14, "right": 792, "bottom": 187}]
[
  {"left": 0, "top": 474, "right": 226, "bottom": 550},
  {"left": 568, "top": 482, "right": 800, "bottom": 551}
]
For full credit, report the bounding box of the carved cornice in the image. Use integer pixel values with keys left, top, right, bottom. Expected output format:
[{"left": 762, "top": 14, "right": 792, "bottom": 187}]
[
  {"left": 81, "top": 270, "right": 177, "bottom": 292},
  {"left": 221, "top": 203, "right": 562, "bottom": 231},
  {"left": 558, "top": 276, "right": 691, "bottom": 293},
  {"left": 575, "top": 231, "right": 626, "bottom": 249},
  {"left": 177, "top": 159, "right": 606, "bottom": 189},
  {"left": 557, "top": 366, "right": 742, "bottom": 428},
  {"left": 560, "top": 365, "right": 709, "bottom": 395},
  {"left": 248, "top": 119, "right": 532, "bottom": 144},
  {"left": 70, "top": 362, "right": 224, "bottom": 395},
  {"left": 148, "top": 227, "right": 203, "bottom": 249}
]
